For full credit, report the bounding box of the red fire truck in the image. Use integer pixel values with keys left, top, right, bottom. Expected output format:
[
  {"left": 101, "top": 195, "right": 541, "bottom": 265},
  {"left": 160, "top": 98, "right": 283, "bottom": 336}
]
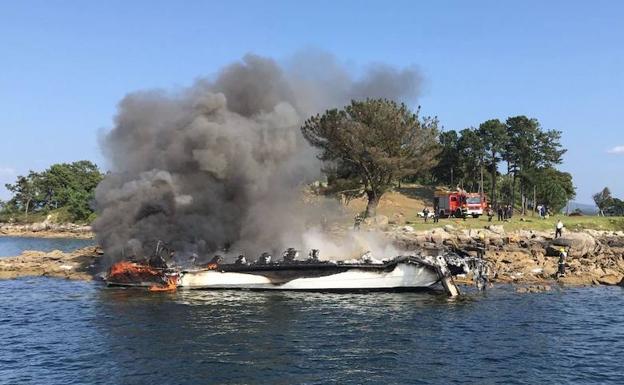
[{"left": 434, "top": 189, "right": 488, "bottom": 218}]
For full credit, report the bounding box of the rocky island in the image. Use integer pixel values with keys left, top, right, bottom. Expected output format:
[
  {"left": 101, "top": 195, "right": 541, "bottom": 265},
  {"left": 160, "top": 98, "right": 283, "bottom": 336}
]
[{"left": 2, "top": 224, "right": 623, "bottom": 290}]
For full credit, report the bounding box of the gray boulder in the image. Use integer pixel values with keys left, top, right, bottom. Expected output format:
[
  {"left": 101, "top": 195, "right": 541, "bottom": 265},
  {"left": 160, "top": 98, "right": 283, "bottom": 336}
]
[{"left": 551, "top": 232, "right": 597, "bottom": 257}]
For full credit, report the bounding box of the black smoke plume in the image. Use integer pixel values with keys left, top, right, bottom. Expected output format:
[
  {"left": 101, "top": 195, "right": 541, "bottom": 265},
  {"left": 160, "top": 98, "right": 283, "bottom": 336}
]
[{"left": 94, "top": 53, "right": 421, "bottom": 263}]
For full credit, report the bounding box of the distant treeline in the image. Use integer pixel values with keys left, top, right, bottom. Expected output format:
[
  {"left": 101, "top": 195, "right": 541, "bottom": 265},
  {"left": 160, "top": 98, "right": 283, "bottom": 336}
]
[
  {"left": 424, "top": 116, "right": 574, "bottom": 213},
  {"left": 0, "top": 160, "right": 103, "bottom": 223}
]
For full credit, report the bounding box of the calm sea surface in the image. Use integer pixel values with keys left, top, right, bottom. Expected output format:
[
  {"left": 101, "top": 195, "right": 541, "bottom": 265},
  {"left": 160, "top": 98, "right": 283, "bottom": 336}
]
[
  {"left": 0, "top": 236, "right": 94, "bottom": 257},
  {"left": 0, "top": 238, "right": 623, "bottom": 385}
]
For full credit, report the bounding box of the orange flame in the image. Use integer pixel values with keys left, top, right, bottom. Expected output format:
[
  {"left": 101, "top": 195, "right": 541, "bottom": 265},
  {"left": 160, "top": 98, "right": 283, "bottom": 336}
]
[
  {"left": 149, "top": 276, "right": 178, "bottom": 292},
  {"left": 109, "top": 261, "right": 161, "bottom": 280}
]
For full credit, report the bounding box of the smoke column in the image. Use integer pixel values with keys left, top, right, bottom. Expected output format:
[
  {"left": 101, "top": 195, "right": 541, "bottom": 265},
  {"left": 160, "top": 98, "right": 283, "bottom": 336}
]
[{"left": 94, "top": 53, "right": 422, "bottom": 263}]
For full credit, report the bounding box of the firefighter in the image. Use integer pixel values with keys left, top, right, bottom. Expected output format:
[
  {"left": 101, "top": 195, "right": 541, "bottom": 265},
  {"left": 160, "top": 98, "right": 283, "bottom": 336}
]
[
  {"left": 555, "top": 219, "right": 564, "bottom": 238},
  {"left": 433, "top": 208, "right": 440, "bottom": 223},
  {"left": 487, "top": 207, "right": 494, "bottom": 222},
  {"left": 497, "top": 205, "right": 504, "bottom": 221},
  {"left": 477, "top": 232, "right": 486, "bottom": 259},
  {"left": 423, "top": 207, "right": 430, "bottom": 223},
  {"left": 557, "top": 247, "right": 567, "bottom": 277},
  {"left": 235, "top": 254, "right": 247, "bottom": 265}
]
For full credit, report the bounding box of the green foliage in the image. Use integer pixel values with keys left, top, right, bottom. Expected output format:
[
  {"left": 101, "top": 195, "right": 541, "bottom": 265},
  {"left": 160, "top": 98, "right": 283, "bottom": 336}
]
[
  {"left": 532, "top": 167, "right": 575, "bottom": 212},
  {"left": 457, "top": 128, "right": 485, "bottom": 192},
  {"left": 2, "top": 160, "right": 103, "bottom": 223},
  {"left": 504, "top": 116, "right": 566, "bottom": 211},
  {"left": 431, "top": 130, "right": 460, "bottom": 186},
  {"left": 433, "top": 115, "right": 569, "bottom": 212},
  {"left": 479, "top": 119, "right": 507, "bottom": 205},
  {"left": 302, "top": 99, "right": 440, "bottom": 217},
  {"left": 593, "top": 187, "right": 613, "bottom": 215},
  {"left": 593, "top": 187, "right": 624, "bottom": 216}
]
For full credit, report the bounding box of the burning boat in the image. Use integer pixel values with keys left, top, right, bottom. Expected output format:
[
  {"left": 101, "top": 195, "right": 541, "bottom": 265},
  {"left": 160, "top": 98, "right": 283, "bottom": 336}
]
[{"left": 106, "top": 247, "right": 487, "bottom": 297}]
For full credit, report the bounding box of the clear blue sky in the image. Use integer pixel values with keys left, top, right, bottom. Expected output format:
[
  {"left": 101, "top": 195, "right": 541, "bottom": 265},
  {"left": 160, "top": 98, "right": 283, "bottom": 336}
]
[{"left": 1, "top": 0, "right": 622, "bottom": 203}]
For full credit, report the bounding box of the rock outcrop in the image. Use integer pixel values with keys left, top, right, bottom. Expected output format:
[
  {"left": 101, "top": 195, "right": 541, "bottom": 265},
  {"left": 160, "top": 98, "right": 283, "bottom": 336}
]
[
  {"left": 0, "top": 222, "right": 93, "bottom": 239},
  {"left": 390, "top": 226, "right": 624, "bottom": 287},
  {"left": 0, "top": 247, "right": 101, "bottom": 280}
]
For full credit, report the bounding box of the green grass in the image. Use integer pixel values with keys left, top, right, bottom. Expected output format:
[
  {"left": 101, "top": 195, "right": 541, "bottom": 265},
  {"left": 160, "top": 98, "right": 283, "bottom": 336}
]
[{"left": 403, "top": 214, "right": 624, "bottom": 232}]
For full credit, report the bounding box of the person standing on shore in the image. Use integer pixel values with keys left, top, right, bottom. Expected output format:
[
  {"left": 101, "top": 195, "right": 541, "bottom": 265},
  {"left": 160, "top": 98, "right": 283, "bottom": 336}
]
[
  {"left": 555, "top": 219, "right": 564, "bottom": 238},
  {"left": 497, "top": 205, "right": 504, "bottom": 221},
  {"left": 557, "top": 247, "right": 567, "bottom": 277},
  {"left": 477, "top": 232, "right": 486, "bottom": 258},
  {"left": 423, "top": 207, "right": 430, "bottom": 223}
]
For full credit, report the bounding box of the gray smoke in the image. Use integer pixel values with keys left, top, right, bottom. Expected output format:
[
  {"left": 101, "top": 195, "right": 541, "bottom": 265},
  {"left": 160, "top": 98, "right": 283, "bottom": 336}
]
[{"left": 94, "top": 53, "right": 422, "bottom": 263}]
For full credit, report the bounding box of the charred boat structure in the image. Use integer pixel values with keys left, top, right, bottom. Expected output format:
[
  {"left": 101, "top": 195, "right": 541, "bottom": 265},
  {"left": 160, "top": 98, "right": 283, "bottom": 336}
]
[{"left": 106, "top": 244, "right": 488, "bottom": 297}]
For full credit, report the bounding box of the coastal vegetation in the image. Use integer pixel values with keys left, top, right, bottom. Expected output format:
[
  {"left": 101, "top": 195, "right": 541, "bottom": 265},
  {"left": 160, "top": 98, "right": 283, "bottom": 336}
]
[
  {"left": 303, "top": 99, "right": 573, "bottom": 217},
  {"left": 593, "top": 187, "right": 624, "bottom": 216},
  {"left": 0, "top": 102, "right": 607, "bottom": 228},
  {"left": 0, "top": 161, "right": 103, "bottom": 223},
  {"left": 301, "top": 99, "right": 440, "bottom": 217}
]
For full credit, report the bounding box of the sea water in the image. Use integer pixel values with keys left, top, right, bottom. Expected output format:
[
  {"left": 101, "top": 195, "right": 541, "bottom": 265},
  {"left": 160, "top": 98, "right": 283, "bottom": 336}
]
[
  {"left": 0, "top": 236, "right": 94, "bottom": 258},
  {"left": 0, "top": 238, "right": 623, "bottom": 385}
]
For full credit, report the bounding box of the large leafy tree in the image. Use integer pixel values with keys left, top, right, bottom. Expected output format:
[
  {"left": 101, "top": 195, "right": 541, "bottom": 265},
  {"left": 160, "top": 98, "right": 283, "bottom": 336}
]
[
  {"left": 301, "top": 99, "right": 440, "bottom": 217},
  {"left": 457, "top": 128, "right": 485, "bottom": 193},
  {"left": 532, "top": 167, "right": 575, "bottom": 212},
  {"left": 4, "top": 171, "right": 43, "bottom": 217},
  {"left": 593, "top": 187, "right": 613, "bottom": 216},
  {"left": 478, "top": 119, "right": 507, "bottom": 206},
  {"left": 504, "top": 116, "right": 566, "bottom": 213},
  {"left": 432, "top": 130, "right": 461, "bottom": 186}
]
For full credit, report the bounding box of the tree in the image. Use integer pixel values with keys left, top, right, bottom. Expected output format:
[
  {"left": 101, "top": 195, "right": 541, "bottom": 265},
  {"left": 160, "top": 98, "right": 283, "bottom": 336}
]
[
  {"left": 478, "top": 119, "right": 507, "bottom": 206},
  {"left": 301, "top": 99, "right": 440, "bottom": 217},
  {"left": 504, "top": 116, "right": 566, "bottom": 214},
  {"left": 609, "top": 198, "right": 624, "bottom": 216},
  {"left": 532, "top": 167, "right": 575, "bottom": 212},
  {"left": 457, "top": 128, "right": 485, "bottom": 193},
  {"left": 432, "top": 130, "right": 461, "bottom": 186},
  {"left": 5, "top": 171, "right": 43, "bottom": 217},
  {"left": 3, "top": 161, "right": 103, "bottom": 222},
  {"left": 593, "top": 187, "right": 613, "bottom": 216}
]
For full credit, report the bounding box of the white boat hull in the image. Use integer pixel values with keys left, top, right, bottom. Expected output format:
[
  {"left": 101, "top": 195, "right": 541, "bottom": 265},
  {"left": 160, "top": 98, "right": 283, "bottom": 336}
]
[{"left": 178, "top": 263, "right": 440, "bottom": 290}]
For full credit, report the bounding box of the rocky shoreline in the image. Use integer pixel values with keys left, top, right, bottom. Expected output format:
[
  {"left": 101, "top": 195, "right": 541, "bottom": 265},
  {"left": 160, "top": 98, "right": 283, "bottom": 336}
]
[
  {"left": 391, "top": 225, "right": 624, "bottom": 287},
  {"left": 1, "top": 226, "right": 623, "bottom": 290},
  {"left": 0, "top": 246, "right": 101, "bottom": 281},
  {"left": 0, "top": 222, "right": 94, "bottom": 239}
]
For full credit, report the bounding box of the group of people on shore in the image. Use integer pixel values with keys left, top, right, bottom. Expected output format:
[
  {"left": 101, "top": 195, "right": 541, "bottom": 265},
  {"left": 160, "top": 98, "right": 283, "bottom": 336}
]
[
  {"left": 486, "top": 205, "right": 514, "bottom": 222},
  {"left": 536, "top": 204, "right": 551, "bottom": 219}
]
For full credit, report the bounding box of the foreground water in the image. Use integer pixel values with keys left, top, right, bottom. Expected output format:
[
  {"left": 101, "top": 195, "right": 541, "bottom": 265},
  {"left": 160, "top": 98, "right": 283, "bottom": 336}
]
[
  {"left": 0, "top": 236, "right": 93, "bottom": 257},
  {"left": 1, "top": 277, "right": 622, "bottom": 385}
]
